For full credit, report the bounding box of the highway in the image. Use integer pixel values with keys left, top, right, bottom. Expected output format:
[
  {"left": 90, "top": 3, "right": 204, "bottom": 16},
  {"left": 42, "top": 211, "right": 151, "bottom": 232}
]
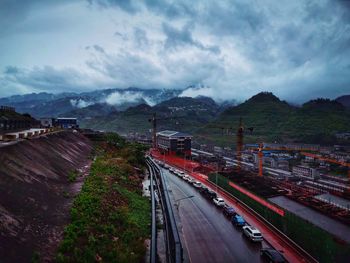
[{"left": 161, "top": 167, "right": 269, "bottom": 263}]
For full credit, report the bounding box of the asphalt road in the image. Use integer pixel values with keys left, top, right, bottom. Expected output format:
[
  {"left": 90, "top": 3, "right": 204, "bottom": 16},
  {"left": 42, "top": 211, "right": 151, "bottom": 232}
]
[{"left": 162, "top": 168, "right": 270, "bottom": 263}]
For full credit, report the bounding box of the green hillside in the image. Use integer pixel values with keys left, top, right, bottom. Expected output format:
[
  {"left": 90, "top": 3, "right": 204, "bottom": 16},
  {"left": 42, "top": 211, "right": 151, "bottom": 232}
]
[
  {"left": 196, "top": 93, "right": 350, "bottom": 146},
  {"left": 80, "top": 97, "right": 220, "bottom": 135}
]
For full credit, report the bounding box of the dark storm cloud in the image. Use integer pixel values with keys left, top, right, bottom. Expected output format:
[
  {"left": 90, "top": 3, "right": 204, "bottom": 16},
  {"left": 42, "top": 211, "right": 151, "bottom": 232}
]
[
  {"left": 0, "top": 0, "right": 349, "bottom": 102},
  {"left": 88, "top": 0, "right": 195, "bottom": 18},
  {"left": 86, "top": 49, "right": 162, "bottom": 87},
  {"left": 4, "top": 66, "right": 20, "bottom": 75},
  {"left": 0, "top": 0, "right": 72, "bottom": 36},
  {"left": 162, "top": 22, "right": 220, "bottom": 54},
  {"left": 133, "top": 27, "right": 149, "bottom": 47},
  {"left": 1, "top": 65, "right": 95, "bottom": 93}
]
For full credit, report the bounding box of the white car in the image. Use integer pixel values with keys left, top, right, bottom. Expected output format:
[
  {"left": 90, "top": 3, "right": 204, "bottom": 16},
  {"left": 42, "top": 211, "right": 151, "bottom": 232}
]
[
  {"left": 213, "top": 197, "right": 225, "bottom": 207},
  {"left": 193, "top": 181, "right": 202, "bottom": 188},
  {"left": 188, "top": 178, "right": 195, "bottom": 184},
  {"left": 182, "top": 175, "right": 190, "bottom": 181},
  {"left": 242, "top": 226, "right": 263, "bottom": 242},
  {"left": 177, "top": 172, "right": 184, "bottom": 178}
]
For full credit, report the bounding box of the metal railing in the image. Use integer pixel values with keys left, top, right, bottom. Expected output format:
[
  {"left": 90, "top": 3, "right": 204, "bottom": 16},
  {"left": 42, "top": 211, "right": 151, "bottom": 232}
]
[
  {"left": 147, "top": 159, "right": 157, "bottom": 263},
  {"left": 147, "top": 157, "right": 183, "bottom": 263}
]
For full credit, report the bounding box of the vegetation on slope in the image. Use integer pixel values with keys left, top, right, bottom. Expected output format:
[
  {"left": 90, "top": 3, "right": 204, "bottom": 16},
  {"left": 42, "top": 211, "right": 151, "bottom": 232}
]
[
  {"left": 81, "top": 96, "right": 220, "bottom": 135},
  {"left": 56, "top": 134, "right": 150, "bottom": 263},
  {"left": 196, "top": 92, "right": 350, "bottom": 146}
]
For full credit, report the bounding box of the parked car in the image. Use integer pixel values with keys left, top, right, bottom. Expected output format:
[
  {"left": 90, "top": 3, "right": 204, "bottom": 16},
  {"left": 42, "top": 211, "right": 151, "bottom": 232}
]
[
  {"left": 192, "top": 181, "right": 202, "bottom": 188},
  {"left": 177, "top": 172, "right": 184, "bottom": 178},
  {"left": 188, "top": 178, "right": 195, "bottom": 184},
  {"left": 222, "top": 205, "right": 236, "bottom": 217},
  {"left": 231, "top": 214, "right": 246, "bottom": 227},
  {"left": 204, "top": 189, "right": 217, "bottom": 199},
  {"left": 260, "top": 248, "right": 287, "bottom": 263},
  {"left": 199, "top": 185, "right": 208, "bottom": 193},
  {"left": 213, "top": 197, "right": 225, "bottom": 207},
  {"left": 183, "top": 175, "right": 190, "bottom": 181},
  {"left": 242, "top": 226, "right": 263, "bottom": 242}
]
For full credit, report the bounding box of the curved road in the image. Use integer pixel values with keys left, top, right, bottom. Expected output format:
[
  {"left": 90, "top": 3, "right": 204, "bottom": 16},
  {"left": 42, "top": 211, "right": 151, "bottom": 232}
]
[{"left": 162, "top": 168, "right": 269, "bottom": 263}]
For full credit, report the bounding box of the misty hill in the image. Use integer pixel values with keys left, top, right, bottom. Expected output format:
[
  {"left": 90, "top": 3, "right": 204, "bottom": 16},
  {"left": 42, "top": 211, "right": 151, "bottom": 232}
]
[
  {"left": 59, "top": 103, "right": 118, "bottom": 119},
  {"left": 196, "top": 92, "right": 350, "bottom": 146},
  {"left": 336, "top": 95, "right": 350, "bottom": 108},
  {"left": 0, "top": 88, "right": 182, "bottom": 117},
  {"left": 80, "top": 96, "right": 221, "bottom": 134}
]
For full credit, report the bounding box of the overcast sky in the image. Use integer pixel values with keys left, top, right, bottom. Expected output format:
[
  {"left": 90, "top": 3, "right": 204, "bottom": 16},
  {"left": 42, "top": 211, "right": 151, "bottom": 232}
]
[{"left": 0, "top": 0, "right": 349, "bottom": 102}]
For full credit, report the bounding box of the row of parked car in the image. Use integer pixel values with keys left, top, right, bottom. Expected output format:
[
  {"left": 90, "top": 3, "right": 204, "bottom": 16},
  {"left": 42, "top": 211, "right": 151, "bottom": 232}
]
[
  {"left": 157, "top": 160, "right": 288, "bottom": 263},
  {"left": 164, "top": 163, "right": 264, "bottom": 243}
]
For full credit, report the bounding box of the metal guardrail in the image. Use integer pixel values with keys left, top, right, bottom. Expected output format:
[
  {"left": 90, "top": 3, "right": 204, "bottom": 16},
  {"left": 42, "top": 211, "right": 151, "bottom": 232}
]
[
  {"left": 147, "top": 160, "right": 157, "bottom": 263},
  {"left": 147, "top": 157, "right": 183, "bottom": 263}
]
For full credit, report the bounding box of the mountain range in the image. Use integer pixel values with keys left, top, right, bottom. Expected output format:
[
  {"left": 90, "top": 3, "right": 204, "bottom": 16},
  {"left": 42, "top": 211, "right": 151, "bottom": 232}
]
[
  {"left": 79, "top": 96, "right": 222, "bottom": 134},
  {"left": 0, "top": 87, "right": 183, "bottom": 117},
  {"left": 1, "top": 88, "right": 349, "bottom": 146},
  {"left": 197, "top": 92, "right": 350, "bottom": 146}
]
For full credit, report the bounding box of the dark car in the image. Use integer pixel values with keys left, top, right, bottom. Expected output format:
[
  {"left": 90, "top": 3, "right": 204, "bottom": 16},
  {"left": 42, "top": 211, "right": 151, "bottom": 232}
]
[
  {"left": 199, "top": 185, "right": 209, "bottom": 193},
  {"left": 222, "top": 205, "right": 236, "bottom": 217},
  {"left": 260, "top": 248, "right": 287, "bottom": 263},
  {"left": 204, "top": 189, "right": 217, "bottom": 199}
]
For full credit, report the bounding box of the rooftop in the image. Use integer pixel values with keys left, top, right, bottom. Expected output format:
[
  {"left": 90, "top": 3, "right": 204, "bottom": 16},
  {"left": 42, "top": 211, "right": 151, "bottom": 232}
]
[{"left": 157, "top": 130, "right": 192, "bottom": 138}]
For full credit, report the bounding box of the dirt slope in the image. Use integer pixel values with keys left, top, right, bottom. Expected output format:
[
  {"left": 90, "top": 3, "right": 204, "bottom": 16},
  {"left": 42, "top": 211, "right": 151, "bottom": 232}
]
[{"left": 0, "top": 131, "right": 92, "bottom": 262}]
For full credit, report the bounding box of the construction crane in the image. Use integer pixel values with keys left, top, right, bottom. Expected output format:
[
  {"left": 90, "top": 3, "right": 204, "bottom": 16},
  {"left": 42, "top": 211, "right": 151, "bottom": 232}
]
[
  {"left": 301, "top": 152, "right": 350, "bottom": 178},
  {"left": 250, "top": 146, "right": 322, "bottom": 177},
  {"left": 148, "top": 113, "right": 183, "bottom": 149},
  {"left": 207, "top": 117, "right": 253, "bottom": 173}
]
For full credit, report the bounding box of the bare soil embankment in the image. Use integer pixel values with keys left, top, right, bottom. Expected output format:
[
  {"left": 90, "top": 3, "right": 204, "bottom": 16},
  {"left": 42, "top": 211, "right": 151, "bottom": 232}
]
[{"left": 0, "top": 131, "right": 92, "bottom": 262}]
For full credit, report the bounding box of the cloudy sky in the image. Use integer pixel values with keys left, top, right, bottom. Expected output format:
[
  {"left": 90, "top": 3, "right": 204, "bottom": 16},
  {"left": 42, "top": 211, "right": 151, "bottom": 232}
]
[{"left": 0, "top": 0, "right": 349, "bottom": 103}]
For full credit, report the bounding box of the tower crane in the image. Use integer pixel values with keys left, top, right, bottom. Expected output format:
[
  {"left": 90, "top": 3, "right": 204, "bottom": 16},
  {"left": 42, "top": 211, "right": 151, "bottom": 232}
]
[
  {"left": 207, "top": 117, "right": 253, "bottom": 173},
  {"left": 300, "top": 152, "right": 350, "bottom": 178},
  {"left": 249, "top": 146, "right": 324, "bottom": 177}
]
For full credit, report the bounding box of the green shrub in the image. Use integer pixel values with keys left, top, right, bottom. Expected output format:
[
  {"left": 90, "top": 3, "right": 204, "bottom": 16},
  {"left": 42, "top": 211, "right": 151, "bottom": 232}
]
[{"left": 56, "top": 138, "right": 150, "bottom": 263}]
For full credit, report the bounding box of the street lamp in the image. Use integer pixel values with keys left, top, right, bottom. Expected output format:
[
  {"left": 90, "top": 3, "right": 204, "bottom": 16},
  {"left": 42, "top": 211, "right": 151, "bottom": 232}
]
[
  {"left": 215, "top": 162, "right": 219, "bottom": 194},
  {"left": 174, "top": 195, "right": 195, "bottom": 210}
]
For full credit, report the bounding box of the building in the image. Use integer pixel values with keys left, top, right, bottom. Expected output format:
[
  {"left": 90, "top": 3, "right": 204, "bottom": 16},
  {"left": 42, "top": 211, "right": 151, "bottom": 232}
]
[
  {"left": 40, "top": 118, "right": 55, "bottom": 128},
  {"left": 336, "top": 132, "right": 350, "bottom": 140},
  {"left": 1, "top": 106, "right": 39, "bottom": 135},
  {"left": 292, "top": 165, "right": 319, "bottom": 179},
  {"left": 157, "top": 130, "right": 192, "bottom": 156},
  {"left": 277, "top": 160, "right": 290, "bottom": 170},
  {"left": 55, "top": 118, "right": 78, "bottom": 129}
]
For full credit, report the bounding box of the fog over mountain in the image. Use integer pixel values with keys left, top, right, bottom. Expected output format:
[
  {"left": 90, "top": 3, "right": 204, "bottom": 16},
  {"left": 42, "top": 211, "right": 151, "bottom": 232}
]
[{"left": 0, "top": 0, "right": 349, "bottom": 103}]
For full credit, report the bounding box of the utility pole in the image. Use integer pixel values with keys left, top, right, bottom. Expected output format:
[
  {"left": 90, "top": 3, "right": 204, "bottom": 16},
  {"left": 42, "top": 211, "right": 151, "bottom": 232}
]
[
  {"left": 152, "top": 113, "right": 157, "bottom": 149},
  {"left": 236, "top": 117, "right": 244, "bottom": 174}
]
